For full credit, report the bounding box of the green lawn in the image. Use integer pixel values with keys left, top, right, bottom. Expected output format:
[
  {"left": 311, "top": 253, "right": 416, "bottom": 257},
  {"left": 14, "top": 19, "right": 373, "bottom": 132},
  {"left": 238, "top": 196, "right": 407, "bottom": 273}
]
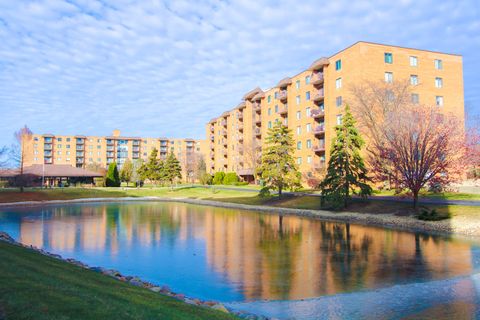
[
  {"left": 0, "top": 241, "right": 237, "bottom": 320},
  {"left": 373, "top": 189, "right": 480, "bottom": 201}
]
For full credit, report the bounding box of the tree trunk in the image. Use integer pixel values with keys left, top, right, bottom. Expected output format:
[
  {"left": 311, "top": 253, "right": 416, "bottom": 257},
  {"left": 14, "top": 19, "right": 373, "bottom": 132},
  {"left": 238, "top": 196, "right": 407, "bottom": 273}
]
[
  {"left": 413, "top": 189, "right": 419, "bottom": 210},
  {"left": 278, "top": 186, "right": 282, "bottom": 198}
]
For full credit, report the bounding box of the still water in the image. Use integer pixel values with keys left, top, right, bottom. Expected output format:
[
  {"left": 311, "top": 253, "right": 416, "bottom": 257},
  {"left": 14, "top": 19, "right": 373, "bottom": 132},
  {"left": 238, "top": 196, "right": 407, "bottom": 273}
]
[{"left": 1, "top": 201, "right": 480, "bottom": 317}]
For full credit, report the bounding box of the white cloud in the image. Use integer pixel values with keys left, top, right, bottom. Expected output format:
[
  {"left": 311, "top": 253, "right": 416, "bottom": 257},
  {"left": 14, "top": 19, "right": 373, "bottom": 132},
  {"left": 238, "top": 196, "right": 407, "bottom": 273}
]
[{"left": 0, "top": 0, "right": 478, "bottom": 146}]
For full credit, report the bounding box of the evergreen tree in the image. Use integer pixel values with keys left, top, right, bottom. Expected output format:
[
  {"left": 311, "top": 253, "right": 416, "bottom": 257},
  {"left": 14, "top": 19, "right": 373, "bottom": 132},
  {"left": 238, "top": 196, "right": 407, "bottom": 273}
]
[
  {"left": 105, "top": 162, "right": 120, "bottom": 187},
  {"left": 257, "top": 122, "right": 301, "bottom": 196},
  {"left": 164, "top": 152, "right": 182, "bottom": 188},
  {"left": 120, "top": 159, "right": 133, "bottom": 186},
  {"left": 137, "top": 148, "right": 162, "bottom": 184},
  {"left": 320, "top": 105, "right": 372, "bottom": 209}
]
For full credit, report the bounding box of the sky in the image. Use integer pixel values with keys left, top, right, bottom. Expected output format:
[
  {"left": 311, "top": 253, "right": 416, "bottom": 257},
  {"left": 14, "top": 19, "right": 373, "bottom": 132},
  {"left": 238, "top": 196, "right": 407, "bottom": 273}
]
[{"left": 0, "top": 0, "right": 479, "bottom": 147}]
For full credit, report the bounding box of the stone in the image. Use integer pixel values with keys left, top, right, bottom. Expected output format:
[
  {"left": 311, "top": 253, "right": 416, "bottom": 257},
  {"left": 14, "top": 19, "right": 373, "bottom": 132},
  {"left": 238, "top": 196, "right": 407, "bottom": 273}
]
[
  {"left": 149, "top": 287, "right": 162, "bottom": 293},
  {"left": 184, "top": 298, "right": 197, "bottom": 305},
  {"left": 211, "top": 303, "right": 229, "bottom": 313},
  {"left": 89, "top": 267, "right": 104, "bottom": 273},
  {"left": 174, "top": 293, "right": 185, "bottom": 300},
  {"left": 129, "top": 279, "right": 143, "bottom": 287},
  {"left": 204, "top": 301, "right": 217, "bottom": 307}
]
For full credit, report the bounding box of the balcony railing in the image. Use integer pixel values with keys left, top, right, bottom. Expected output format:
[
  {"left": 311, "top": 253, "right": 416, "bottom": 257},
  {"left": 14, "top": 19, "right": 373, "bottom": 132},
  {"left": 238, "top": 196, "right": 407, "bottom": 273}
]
[
  {"left": 210, "top": 152, "right": 215, "bottom": 159},
  {"left": 106, "top": 152, "right": 114, "bottom": 158},
  {"left": 210, "top": 143, "right": 215, "bottom": 150},
  {"left": 312, "top": 73, "right": 324, "bottom": 86},
  {"left": 106, "top": 139, "right": 114, "bottom": 145},
  {"left": 314, "top": 125, "right": 325, "bottom": 135},
  {"left": 44, "top": 151, "right": 52, "bottom": 156},
  {"left": 160, "top": 147, "right": 168, "bottom": 152},
  {"left": 278, "top": 106, "right": 288, "bottom": 116},
  {"left": 313, "top": 143, "right": 326, "bottom": 153},
  {"left": 76, "top": 139, "right": 84, "bottom": 144},
  {"left": 278, "top": 90, "right": 287, "bottom": 102},
  {"left": 210, "top": 135, "right": 215, "bottom": 141},
  {"left": 237, "top": 112, "right": 243, "bottom": 120},
  {"left": 313, "top": 161, "right": 326, "bottom": 170},
  {"left": 255, "top": 117, "right": 262, "bottom": 125},
  {"left": 255, "top": 128, "right": 261, "bottom": 136},
  {"left": 132, "top": 147, "right": 140, "bottom": 152},
  {"left": 221, "top": 129, "right": 227, "bottom": 137},
  {"left": 44, "top": 144, "right": 53, "bottom": 150},
  {"left": 253, "top": 102, "right": 261, "bottom": 112},
  {"left": 238, "top": 124, "right": 244, "bottom": 131},
  {"left": 44, "top": 159, "right": 53, "bottom": 164},
  {"left": 76, "top": 158, "right": 84, "bottom": 163},
  {"left": 76, "top": 145, "right": 84, "bottom": 151},
  {"left": 132, "top": 152, "right": 139, "bottom": 158},
  {"left": 107, "top": 146, "right": 114, "bottom": 151},
  {"left": 132, "top": 140, "right": 140, "bottom": 146},
  {"left": 210, "top": 126, "right": 215, "bottom": 132},
  {"left": 76, "top": 152, "right": 84, "bottom": 156},
  {"left": 313, "top": 89, "right": 325, "bottom": 103},
  {"left": 221, "top": 119, "right": 227, "bottom": 127},
  {"left": 311, "top": 109, "right": 325, "bottom": 118}
]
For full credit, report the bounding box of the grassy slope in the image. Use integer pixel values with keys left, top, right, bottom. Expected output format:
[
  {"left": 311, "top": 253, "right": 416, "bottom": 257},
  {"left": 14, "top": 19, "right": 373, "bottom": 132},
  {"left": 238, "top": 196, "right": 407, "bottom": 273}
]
[{"left": 0, "top": 241, "right": 237, "bottom": 320}]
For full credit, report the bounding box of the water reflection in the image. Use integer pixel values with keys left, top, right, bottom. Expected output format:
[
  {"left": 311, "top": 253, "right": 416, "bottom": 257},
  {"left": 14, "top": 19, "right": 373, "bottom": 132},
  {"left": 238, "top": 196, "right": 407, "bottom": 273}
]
[{"left": 0, "top": 202, "right": 478, "bottom": 302}]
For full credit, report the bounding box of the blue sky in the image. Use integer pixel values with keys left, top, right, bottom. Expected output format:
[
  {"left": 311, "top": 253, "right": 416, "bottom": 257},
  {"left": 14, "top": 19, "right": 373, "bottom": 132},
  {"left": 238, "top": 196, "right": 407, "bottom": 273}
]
[{"left": 0, "top": 0, "right": 479, "bottom": 147}]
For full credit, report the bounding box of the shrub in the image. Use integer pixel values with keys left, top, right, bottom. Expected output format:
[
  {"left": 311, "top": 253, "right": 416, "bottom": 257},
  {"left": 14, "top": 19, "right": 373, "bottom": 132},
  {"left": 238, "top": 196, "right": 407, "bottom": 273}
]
[
  {"left": 223, "top": 172, "right": 239, "bottom": 185},
  {"left": 259, "top": 186, "right": 271, "bottom": 198},
  {"left": 105, "top": 163, "right": 121, "bottom": 187},
  {"left": 212, "top": 172, "right": 225, "bottom": 185},
  {"left": 199, "top": 172, "right": 213, "bottom": 185},
  {"left": 417, "top": 207, "right": 451, "bottom": 221},
  {"left": 0, "top": 181, "right": 8, "bottom": 188},
  {"left": 234, "top": 181, "right": 249, "bottom": 186},
  {"left": 94, "top": 177, "right": 105, "bottom": 187}
]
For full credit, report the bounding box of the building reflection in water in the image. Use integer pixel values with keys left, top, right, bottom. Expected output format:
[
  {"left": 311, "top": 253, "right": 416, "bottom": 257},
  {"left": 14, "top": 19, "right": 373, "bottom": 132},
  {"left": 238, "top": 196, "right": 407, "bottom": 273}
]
[{"left": 2, "top": 202, "right": 476, "bottom": 301}]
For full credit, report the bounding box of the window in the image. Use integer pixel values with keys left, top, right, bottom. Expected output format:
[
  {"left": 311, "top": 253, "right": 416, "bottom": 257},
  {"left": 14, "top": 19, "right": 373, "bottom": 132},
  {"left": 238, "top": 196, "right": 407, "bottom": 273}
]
[
  {"left": 335, "top": 59, "right": 342, "bottom": 70},
  {"left": 66, "top": 151, "right": 71, "bottom": 155},
  {"left": 296, "top": 126, "right": 301, "bottom": 135},
  {"left": 385, "top": 72, "right": 393, "bottom": 83},
  {"left": 336, "top": 78, "right": 342, "bottom": 89},
  {"left": 411, "top": 93, "right": 419, "bottom": 104},
  {"left": 296, "top": 80, "right": 300, "bottom": 89},
  {"left": 386, "top": 90, "right": 394, "bottom": 101},
  {"left": 336, "top": 114, "right": 343, "bottom": 125},
  {"left": 56, "top": 151, "right": 61, "bottom": 155},
  {"left": 34, "top": 150, "right": 38, "bottom": 155},
  {"left": 34, "top": 137, "right": 38, "bottom": 141},
  {"left": 307, "top": 155, "right": 312, "bottom": 164},
  {"left": 89, "top": 145, "right": 93, "bottom": 150},
  {"left": 384, "top": 52, "right": 393, "bottom": 64},
  {"left": 306, "top": 107, "right": 311, "bottom": 117},
  {"left": 436, "top": 96, "right": 444, "bottom": 106},
  {"left": 66, "top": 138, "right": 70, "bottom": 142},
  {"left": 274, "top": 92, "right": 278, "bottom": 99},
  {"left": 57, "top": 144, "right": 62, "bottom": 148},
  {"left": 305, "top": 75, "right": 311, "bottom": 85},
  {"left": 268, "top": 108, "right": 271, "bottom": 115},
  {"left": 435, "top": 77, "right": 443, "bottom": 88},
  {"left": 97, "top": 145, "right": 101, "bottom": 149},
  {"left": 57, "top": 137, "right": 62, "bottom": 142},
  {"left": 297, "top": 141, "right": 302, "bottom": 150},
  {"left": 66, "top": 157, "right": 70, "bottom": 161},
  {"left": 268, "top": 121, "right": 272, "bottom": 128},
  {"left": 410, "top": 56, "right": 418, "bottom": 67},
  {"left": 306, "top": 123, "right": 311, "bottom": 132},
  {"left": 66, "top": 144, "right": 70, "bottom": 149},
  {"left": 296, "top": 111, "right": 301, "bottom": 120},
  {"left": 306, "top": 139, "right": 312, "bottom": 149},
  {"left": 435, "top": 59, "right": 443, "bottom": 70},
  {"left": 306, "top": 91, "right": 310, "bottom": 100},
  {"left": 296, "top": 95, "right": 300, "bottom": 105},
  {"left": 297, "top": 157, "right": 302, "bottom": 165},
  {"left": 336, "top": 96, "right": 343, "bottom": 107},
  {"left": 275, "top": 105, "right": 279, "bottom": 112},
  {"left": 267, "top": 95, "right": 271, "bottom": 103},
  {"left": 410, "top": 75, "right": 418, "bottom": 86}
]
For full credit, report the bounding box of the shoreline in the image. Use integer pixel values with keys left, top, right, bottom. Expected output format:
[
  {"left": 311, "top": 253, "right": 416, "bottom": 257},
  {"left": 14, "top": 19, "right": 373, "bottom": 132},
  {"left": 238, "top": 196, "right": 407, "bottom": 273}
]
[{"left": 1, "top": 196, "right": 480, "bottom": 239}]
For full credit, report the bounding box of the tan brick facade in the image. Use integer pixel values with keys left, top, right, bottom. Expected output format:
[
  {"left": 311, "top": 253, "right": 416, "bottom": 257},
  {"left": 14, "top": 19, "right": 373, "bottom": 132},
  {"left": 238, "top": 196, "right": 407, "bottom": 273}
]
[{"left": 205, "top": 41, "right": 465, "bottom": 182}]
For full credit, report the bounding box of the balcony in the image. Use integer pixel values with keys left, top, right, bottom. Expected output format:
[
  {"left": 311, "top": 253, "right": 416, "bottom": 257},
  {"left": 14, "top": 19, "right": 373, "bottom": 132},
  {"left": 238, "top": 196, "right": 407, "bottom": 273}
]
[
  {"left": 132, "top": 147, "right": 140, "bottom": 152},
  {"left": 237, "top": 112, "right": 243, "bottom": 121},
  {"left": 44, "top": 137, "right": 53, "bottom": 143},
  {"left": 43, "top": 144, "right": 53, "bottom": 150},
  {"left": 255, "top": 117, "right": 262, "bottom": 126},
  {"left": 210, "top": 126, "right": 215, "bottom": 132},
  {"left": 278, "top": 90, "right": 287, "bottom": 102},
  {"left": 313, "top": 161, "right": 326, "bottom": 170},
  {"left": 221, "top": 119, "right": 227, "bottom": 127},
  {"left": 312, "top": 73, "right": 324, "bottom": 86},
  {"left": 106, "top": 146, "right": 114, "bottom": 151},
  {"left": 44, "top": 158, "right": 52, "bottom": 164},
  {"left": 76, "top": 145, "right": 84, "bottom": 151},
  {"left": 210, "top": 143, "right": 215, "bottom": 150},
  {"left": 278, "top": 106, "right": 288, "bottom": 116},
  {"left": 238, "top": 124, "right": 244, "bottom": 131},
  {"left": 222, "top": 140, "right": 228, "bottom": 147},
  {"left": 210, "top": 152, "right": 215, "bottom": 159},
  {"left": 76, "top": 158, "right": 84, "bottom": 164},
  {"left": 314, "top": 125, "right": 325, "bottom": 136},
  {"left": 44, "top": 151, "right": 52, "bottom": 156},
  {"left": 76, "top": 152, "right": 84, "bottom": 157},
  {"left": 255, "top": 128, "right": 262, "bottom": 136},
  {"left": 132, "top": 152, "right": 140, "bottom": 159},
  {"left": 253, "top": 102, "right": 261, "bottom": 113},
  {"left": 132, "top": 140, "right": 140, "bottom": 146},
  {"left": 313, "top": 89, "right": 325, "bottom": 103},
  {"left": 210, "top": 135, "right": 215, "bottom": 141},
  {"left": 313, "top": 143, "right": 326, "bottom": 153},
  {"left": 239, "top": 135, "right": 244, "bottom": 142},
  {"left": 106, "top": 139, "right": 114, "bottom": 145},
  {"left": 238, "top": 146, "right": 244, "bottom": 154},
  {"left": 221, "top": 129, "right": 227, "bottom": 137},
  {"left": 106, "top": 152, "right": 114, "bottom": 158},
  {"left": 223, "top": 151, "right": 228, "bottom": 158},
  {"left": 160, "top": 147, "right": 168, "bottom": 152},
  {"left": 311, "top": 109, "right": 325, "bottom": 119},
  {"left": 76, "top": 138, "right": 84, "bottom": 144}
]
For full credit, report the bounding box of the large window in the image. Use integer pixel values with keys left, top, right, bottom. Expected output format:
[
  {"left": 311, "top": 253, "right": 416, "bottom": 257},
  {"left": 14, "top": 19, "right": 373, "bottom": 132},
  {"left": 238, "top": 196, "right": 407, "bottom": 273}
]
[
  {"left": 306, "top": 139, "right": 312, "bottom": 149},
  {"left": 410, "top": 56, "right": 418, "bottom": 67},
  {"left": 296, "top": 80, "right": 300, "bottom": 89},
  {"left": 336, "top": 78, "right": 342, "bottom": 89},
  {"left": 336, "top": 114, "right": 343, "bottom": 125},
  {"left": 296, "top": 111, "right": 301, "bottom": 120},
  {"left": 306, "top": 107, "right": 311, "bottom": 117},
  {"left": 410, "top": 75, "right": 418, "bottom": 86},
  {"left": 384, "top": 52, "right": 393, "bottom": 64},
  {"left": 305, "top": 75, "right": 311, "bottom": 84},
  {"left": 335, "top": 59, "right": 342, "bottom": 70},
  {"left": 336, "top": 96, "right": 343, "bottom": 107},
  {"left": 385, "top": 72, "right": 393, "bottom": 83},
  {"left": 306, "top": 91, "right": 310, "bottom": 100},
  {"left": 296, "top": 126, "right": 301, "bottom": 135},
  {"left": 436, "top": 96, "right": 444, "bottom": 106},
  {"left": 435, "top": 77, "right": 443, "bottom": 88},
  {"left": 297, "top": 141, "right": 302, "bottom": 150},
  {"left": 296, "top": 96, "right": 300, "bottom": 105},
  {"left": 435, "top": 59, "right": 443, "bottom": 70}
]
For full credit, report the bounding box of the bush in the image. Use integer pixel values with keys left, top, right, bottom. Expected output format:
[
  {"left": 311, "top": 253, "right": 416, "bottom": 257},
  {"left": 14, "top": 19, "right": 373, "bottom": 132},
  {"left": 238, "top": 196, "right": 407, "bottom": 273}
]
[
  {"left": 212, "top": 172, "right": 225, "bottom": 185},
  {"left": 417, "top": 207, "right": 451, "bottom": 221},
  {"left": 199, "top": 173, "right": 213, "bottom": 185},
  {"left": 223, "top": 172, "right": 239, "bottom": 185},
  {"left": 105, "top": 163, "right": 121, "bottom": 187},
  {"left": 234, "top": 181, "right": 249, "bottom": 186},
  {"left": 0, "top": 181, "right": 8, "bottom": 188},
  {"left": 259, "top": 186, "right": 271, "bottom": 198},
  {"left": 93, "top": 177, "right": 105, "bottom": 187}
]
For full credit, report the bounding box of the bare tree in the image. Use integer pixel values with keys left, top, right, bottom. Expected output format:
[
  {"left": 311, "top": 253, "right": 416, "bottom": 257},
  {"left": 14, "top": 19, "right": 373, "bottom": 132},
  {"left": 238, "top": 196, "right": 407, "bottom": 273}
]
[
  {"left": 242, "top": 139, "right": 262, "bottom": 183},
  {"left": 350, "top": 81, "right": 476, "bottom": 208},
  {"left": 0, "top": 146, "right": 8, "bottom": 168},
  {"left": 10, "top": 125, "right": 33, "bottom": 191}
]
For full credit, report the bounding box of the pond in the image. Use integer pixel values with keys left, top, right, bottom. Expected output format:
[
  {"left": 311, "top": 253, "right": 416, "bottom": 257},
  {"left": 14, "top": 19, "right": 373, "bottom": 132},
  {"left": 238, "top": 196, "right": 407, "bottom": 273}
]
[{"left": 1, "top": 201, "right": 480, "bottom": 318}]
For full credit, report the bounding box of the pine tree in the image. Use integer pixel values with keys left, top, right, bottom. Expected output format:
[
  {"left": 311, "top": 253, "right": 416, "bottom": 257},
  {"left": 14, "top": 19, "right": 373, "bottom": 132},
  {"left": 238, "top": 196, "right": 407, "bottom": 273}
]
[
  {"left": 137, "top": 148, "right": 162, "bottom": 184},
  {"left": 120, "top": 159, "right": 133, "bottom": 187},
  {"left": 320, "top": 105, "right": 372, "bottom": 209},
  {"left": 106, "top": 162, "right": 120, "bottom": 187},
  {"left": 257, "top": 122, "right": 301, "bottom": 196},
  {"left": 164, "top": 152, "right": 182, "bottom": 188}
]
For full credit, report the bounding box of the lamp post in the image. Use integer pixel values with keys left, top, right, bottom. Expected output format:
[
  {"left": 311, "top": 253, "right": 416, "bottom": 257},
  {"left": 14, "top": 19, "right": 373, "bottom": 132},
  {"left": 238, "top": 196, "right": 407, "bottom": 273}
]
[{"left": 42, "top": 161, "right": 45, "bottom": 188}]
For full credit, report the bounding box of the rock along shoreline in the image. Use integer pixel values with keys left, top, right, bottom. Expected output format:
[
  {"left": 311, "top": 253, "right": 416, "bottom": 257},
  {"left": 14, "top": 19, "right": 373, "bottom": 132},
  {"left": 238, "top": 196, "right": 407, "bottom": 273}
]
[
  {"left": 0, "top": 231, "right": 269, "bottom": 320},
  {"left": 0, "top": 196, "right": 480, "bottom": 239}
]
